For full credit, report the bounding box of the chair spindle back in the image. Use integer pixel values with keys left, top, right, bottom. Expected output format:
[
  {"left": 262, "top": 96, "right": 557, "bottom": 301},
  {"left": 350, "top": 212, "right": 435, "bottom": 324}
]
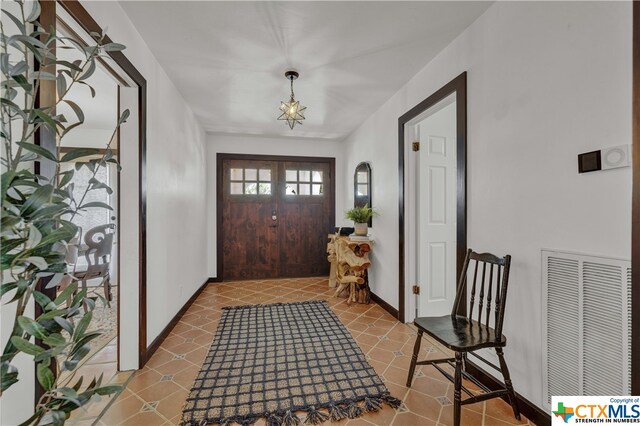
[
  {"left": 452, "top": 249, "right": 512, "bottom": 337},
  {"left": 82, "top": 224, "right": 115, "bottom": 280}
]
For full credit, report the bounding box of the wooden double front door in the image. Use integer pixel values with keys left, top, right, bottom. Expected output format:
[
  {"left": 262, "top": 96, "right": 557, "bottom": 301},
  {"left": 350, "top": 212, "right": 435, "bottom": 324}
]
[{"left": 219, "top": 155, "right": 335, "bottom": 280}]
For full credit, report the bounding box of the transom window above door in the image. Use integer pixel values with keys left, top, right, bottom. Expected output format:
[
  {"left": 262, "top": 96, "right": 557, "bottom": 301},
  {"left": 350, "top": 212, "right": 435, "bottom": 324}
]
[
  {"left": 285, "top": 169, "right": 323, "bottom": 196},
  {"left": 230, "top": 168, "right": 272, "bottom": 195}
]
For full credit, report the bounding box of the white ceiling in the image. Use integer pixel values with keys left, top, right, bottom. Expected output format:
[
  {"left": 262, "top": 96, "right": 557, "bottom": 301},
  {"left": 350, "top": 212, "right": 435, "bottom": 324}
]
[{"left": 119, "top": 1, "right": 491, "bottom": 140}]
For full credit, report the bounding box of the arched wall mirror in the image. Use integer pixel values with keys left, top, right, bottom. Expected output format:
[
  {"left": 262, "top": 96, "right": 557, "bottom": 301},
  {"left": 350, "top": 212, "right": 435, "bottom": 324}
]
[{"left": 354, "top": 162, "right": 372, "bottom": 226}]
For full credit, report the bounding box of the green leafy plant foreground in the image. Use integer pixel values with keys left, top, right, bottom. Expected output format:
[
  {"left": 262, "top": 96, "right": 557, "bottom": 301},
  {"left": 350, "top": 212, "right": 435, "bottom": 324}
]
[
  {"left": 1, "top": 1, "right": 128, "bottom": 424},
  {"left": 345, "top": 204, "right": 375, "bottom": 224}
]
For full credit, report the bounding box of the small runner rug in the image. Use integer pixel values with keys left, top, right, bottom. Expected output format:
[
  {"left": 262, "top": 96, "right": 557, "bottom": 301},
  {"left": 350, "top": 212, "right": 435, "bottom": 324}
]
[{"left": 181, "top": 300, "right": 400, "bottom": 426}]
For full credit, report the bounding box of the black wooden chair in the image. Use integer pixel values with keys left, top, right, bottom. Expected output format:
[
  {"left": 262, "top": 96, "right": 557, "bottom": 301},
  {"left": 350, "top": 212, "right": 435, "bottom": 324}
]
[{"left": 406, "top": 248, "right": 520, "bottom": 426}]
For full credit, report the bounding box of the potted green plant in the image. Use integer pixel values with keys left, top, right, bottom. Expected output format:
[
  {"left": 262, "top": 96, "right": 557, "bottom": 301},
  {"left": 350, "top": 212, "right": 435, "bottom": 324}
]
[{"left": 345, "top": 204, "right": 375, "bottom": 236}]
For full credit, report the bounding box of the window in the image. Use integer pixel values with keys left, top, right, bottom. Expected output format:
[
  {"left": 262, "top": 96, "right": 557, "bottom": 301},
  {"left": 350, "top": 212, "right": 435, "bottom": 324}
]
[
  {"left": 60, "top": 163, "right": 116, "bottom": 238},
  {"left": 230, "top": 168, "right": 272, "bottom": 195},
  {"left": 285, "top": 169, "right": 323, "bottom": 196}
]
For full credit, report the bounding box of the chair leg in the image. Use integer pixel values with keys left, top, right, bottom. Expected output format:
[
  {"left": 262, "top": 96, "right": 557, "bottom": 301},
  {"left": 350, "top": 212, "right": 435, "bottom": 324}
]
[
  {"left": 66, "top": 280, "right": 75, "bottom": 308},
  {"left": 406, "top": 330, "right": 423, "bottom": 387},
  {"left": 496, "top": 347, "right": 520, "bottom": 420},
  {"left": 453, "top": 352, "right": 463, "bottom": 426},
  {"left": 103, "top": 275, "right": 111, "bottom": 307},
  {"left": 81, "top": 280, "right": 88, "bottom": 313}
]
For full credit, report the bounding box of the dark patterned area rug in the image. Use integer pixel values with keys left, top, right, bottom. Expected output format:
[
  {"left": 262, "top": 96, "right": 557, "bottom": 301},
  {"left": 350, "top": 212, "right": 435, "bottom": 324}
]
[{"left": 181, "top": 300, "right": 400, "bottom": 426}]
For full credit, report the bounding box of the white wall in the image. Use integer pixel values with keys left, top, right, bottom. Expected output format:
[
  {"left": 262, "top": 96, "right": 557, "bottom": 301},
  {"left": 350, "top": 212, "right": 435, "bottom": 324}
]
[
  {"left": 60, "top": 128, "right": 114, "bottom": 149},
  {"left": 80, "top": 1, "right": 208, "bottom": 355},
  {"left": 342, "top": 1, "right": 632, "bottom": 409},
  {"left": 0, "top": 296, "right": 34, "bottom": 426},
  {"left": 206, "top": 133, "right": 344, "bottom": 278},
  {"left": 1, "top": 2, "right": 40, "bottom": 423}
]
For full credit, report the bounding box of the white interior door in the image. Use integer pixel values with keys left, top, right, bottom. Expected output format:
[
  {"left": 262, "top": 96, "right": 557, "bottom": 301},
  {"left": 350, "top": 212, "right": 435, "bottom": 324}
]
[{"left": 417, "top": 98, "right": 457, "bottom": 317}]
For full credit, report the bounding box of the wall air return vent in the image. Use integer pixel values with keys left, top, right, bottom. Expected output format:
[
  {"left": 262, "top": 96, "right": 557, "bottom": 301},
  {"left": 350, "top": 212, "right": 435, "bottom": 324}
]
[{"left": 542, "top": 249, "right": 631, "bottom": 407}]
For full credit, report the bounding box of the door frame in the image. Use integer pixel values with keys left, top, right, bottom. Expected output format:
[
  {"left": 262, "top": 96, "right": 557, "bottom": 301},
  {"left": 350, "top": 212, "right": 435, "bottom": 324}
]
[
  {"left": 397, "top": 72, "right": 467, "bottom": 323},
  {"left": 56, "top": 0, "right": 149, "bottom": 369},
  {"left": 216, "top": 153, "right": 336, "bottom": 281},
  {"left": 39, "top": 0, "right": 148, "bottom": 371}
]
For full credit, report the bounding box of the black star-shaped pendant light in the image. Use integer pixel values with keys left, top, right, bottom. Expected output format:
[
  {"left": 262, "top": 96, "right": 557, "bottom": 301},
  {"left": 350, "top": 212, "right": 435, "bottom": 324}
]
[{"left": 278, "top": 70, "right": 306, "bottom": 129}]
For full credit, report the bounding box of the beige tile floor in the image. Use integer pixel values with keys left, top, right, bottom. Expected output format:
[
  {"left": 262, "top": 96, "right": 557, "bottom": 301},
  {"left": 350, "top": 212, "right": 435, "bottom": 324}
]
[
  {"left": 65, "top": 338, "right": 134, "bottom": 425},
  {"left": 89, "top": 277, "right": 531, "bottom": 425}
]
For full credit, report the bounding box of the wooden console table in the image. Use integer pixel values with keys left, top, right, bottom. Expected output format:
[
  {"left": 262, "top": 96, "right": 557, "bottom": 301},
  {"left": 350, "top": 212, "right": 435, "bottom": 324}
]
[{"left": 327, "top": 234, "right": 373, "bottom": 304}]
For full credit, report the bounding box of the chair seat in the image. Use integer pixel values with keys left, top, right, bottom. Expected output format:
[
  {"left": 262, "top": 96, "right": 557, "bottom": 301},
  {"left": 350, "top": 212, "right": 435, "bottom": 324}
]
[{"left": 414, "top": 315, "right": 506, "bottom": 352}]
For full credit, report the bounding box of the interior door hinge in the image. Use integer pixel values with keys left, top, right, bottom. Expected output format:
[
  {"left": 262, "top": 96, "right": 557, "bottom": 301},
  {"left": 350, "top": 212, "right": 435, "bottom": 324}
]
[
  {"left": 412, "top": 141, "right": 420, "bottom": 152},
  {"left": 412, "top": 285, "right": 420, "bottom": 295}
]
